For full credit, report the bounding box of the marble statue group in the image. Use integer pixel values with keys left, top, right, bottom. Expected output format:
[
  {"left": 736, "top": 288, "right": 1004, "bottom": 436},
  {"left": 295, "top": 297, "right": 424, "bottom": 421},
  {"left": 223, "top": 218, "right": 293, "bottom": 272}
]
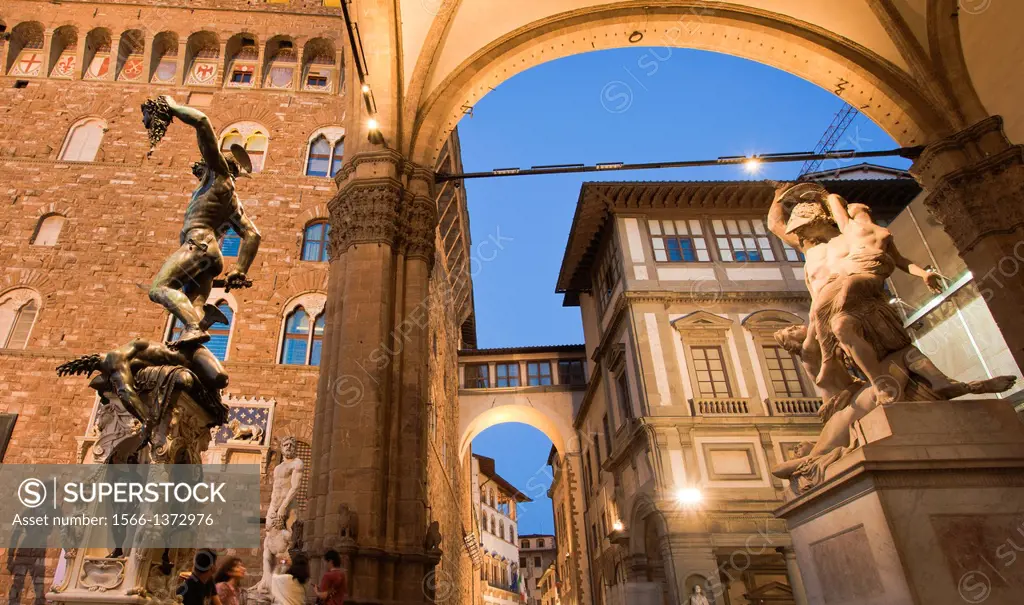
[{"left": 766, "top": 182, "right": 1016, "bottom": 493}]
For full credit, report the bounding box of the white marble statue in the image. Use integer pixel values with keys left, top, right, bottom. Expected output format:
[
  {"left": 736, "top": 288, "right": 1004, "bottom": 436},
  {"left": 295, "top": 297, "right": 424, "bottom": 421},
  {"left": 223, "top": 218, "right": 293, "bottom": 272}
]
[
  {"left": 689, "top": 584, "right": 710, "bottom": 605},
  {"left": 252, "top": 436, "right": 304, "bottom": 594}
]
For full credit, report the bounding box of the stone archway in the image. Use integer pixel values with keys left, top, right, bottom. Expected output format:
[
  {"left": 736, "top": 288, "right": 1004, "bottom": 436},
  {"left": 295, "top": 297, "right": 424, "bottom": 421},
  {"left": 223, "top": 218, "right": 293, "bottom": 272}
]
[
  {"left": 458, "top": 390, "right": 579, "bottom": 459},
  {"left": 402, "top": 2, "right": 961, "bottom": 165}
]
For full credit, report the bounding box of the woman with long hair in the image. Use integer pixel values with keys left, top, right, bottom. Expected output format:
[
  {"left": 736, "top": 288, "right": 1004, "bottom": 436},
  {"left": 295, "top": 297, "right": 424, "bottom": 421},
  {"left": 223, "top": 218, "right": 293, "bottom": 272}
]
[
  {"left": 213, "top": 557, "right": 246, "bottom": 605},
  {"left": 271, "top": 553, "right": 310, "bottom": 605}
]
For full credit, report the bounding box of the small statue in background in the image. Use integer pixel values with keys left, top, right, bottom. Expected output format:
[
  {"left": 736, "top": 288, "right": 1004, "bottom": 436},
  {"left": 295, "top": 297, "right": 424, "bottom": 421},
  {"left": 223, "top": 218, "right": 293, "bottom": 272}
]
[
  {"left": 424, "top": 521, "right": 442, "bottom": 553},
  {"left": 688, "top": 584, "right": 710, "bottom": 605},
  {"left": 252, "top": 437, "right": 304, "bottom": 594}
]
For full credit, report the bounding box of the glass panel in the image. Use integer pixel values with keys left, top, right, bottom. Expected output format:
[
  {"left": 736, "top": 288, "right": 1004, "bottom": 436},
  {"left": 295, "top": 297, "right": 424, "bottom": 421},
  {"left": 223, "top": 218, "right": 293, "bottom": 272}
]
[
  {"left": 648, "top": 220, "right": 661, "bottom": 235},
  {"left": 675, "top": 220, "right": 688, "bottom": 235},
  {"left": 689, "top": 219, "right": 702, "bottom": 235}
]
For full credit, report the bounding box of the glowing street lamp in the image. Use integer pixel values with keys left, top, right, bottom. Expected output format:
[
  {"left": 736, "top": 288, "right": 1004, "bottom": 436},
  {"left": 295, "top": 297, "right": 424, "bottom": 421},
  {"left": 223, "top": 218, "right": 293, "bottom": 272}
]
[
  {"left": 743, "top": 156, "right": 762, "bottom": 174},
  {"left": 675, "top": 487, "right": 703, "bottom": 506}
]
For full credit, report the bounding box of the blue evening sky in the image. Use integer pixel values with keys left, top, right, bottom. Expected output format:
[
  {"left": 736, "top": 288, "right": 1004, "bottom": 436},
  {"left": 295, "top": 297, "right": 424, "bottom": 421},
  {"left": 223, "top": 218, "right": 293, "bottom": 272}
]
[{"left": 464, "top": 48, "right": 909, "bottom": 535}]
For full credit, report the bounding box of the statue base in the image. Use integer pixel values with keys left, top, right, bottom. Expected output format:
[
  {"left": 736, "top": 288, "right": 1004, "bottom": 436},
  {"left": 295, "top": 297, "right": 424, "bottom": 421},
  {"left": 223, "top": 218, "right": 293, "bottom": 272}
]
[
  {"left": 48, "top": 368, "right": 228, "bottom": 605},
  {"left": 774, "top": 400, "right": 1024, "bottom": 605}
]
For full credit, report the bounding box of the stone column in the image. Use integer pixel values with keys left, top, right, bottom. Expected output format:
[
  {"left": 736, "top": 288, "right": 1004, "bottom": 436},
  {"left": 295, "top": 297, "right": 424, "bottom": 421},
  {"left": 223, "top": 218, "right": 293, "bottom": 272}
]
[
  {"left": 777, "top": 546, "right": 809, "bottom": 605},
  {"left": 308, "top": 149, "right": 438, "bottom": 603},
  {"left": 141, "top": 35, "right": 155, "bottom": 86},
  {"left": 911, "top": 115, "right": 1024, "bottom": 369},
  {"left": 175, "top": 39, "right": 188, "bottom": 86}
]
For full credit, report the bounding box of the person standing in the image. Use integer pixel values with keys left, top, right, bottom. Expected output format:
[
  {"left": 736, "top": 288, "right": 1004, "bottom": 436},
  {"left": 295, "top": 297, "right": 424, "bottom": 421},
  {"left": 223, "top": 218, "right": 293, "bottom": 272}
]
[
  {"left": 214, "top": 557, "right": 246, "bottom": 605},
  {"left": 271, "top": 552, "right": 310, "bottom": 605},
  {"left": 177, "top": 549, "right": 222, "bottom": 605},
  {"left": 316, "top": 550, "right": 348, "bottom": 605}
]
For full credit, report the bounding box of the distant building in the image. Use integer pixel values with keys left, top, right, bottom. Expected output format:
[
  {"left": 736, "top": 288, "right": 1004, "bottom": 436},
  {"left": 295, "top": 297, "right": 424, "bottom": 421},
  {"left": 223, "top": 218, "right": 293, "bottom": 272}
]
[
  {"left": 519, "top": 534, "right": 558, "bottom": 605},
  {"left": 540, "top": 564, "right": 559, "bottom": 605},
  {"left": 473, "top": 454, "right": 531, "bottom": 605}
]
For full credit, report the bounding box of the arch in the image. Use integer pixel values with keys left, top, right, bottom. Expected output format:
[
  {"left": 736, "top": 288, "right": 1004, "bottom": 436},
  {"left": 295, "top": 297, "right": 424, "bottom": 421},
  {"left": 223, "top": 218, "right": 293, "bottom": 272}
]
[
  {"left": 7, "top": 21, "right": 44, "bottom": 76},
  {"left": 115, "top": 29, "right": 145, "bottom": 82},
  {"left": 82, "top": 28, "right": 112, "bottom": 80},
  {"left": 185, "top": 30, "right": 220, "bottom": 86},
  {"left": 219, "top": 121, "right": 270, "bottom": 172},
  {"left": 263, "top": 35, "right": 298, "bottom": 89},
  {"left": 458, "top": 400, "right": 577, "bottom": 461},
  {"left": 150, "top": 31, "right": 179, "bottom": 84},
  {"left": 31, "top": 214, "right": 67, "bottom": 246},
  {"left": 58, "top": 117, "right": 106, "bottom": 162},
  {"left": 48, "top": 25, "right": 78, "bottom": 79},
  {"left": 225, "top": 33, "right": 259, "bottom": 88},
  {"left": 407, "top": 4, "right": 955, "bottom": 165},
  {"left": 301, "top": 37, "right": 338, "bottom": 92},
  {"left": 0, "top": 288, "right": 42, "bottom": 350},
  {"left": 303, "top": 126, "right": 345, "bottom": 177}
]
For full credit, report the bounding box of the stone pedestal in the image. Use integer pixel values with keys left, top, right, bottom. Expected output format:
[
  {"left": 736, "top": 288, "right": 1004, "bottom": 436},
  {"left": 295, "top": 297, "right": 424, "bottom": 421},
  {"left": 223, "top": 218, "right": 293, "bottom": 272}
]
[
  {"left": 48, "top": 368, "right": 228, "bottom": 605},
  {"left": 774, "top": 400, "right": 1024, "bottom": 605}
]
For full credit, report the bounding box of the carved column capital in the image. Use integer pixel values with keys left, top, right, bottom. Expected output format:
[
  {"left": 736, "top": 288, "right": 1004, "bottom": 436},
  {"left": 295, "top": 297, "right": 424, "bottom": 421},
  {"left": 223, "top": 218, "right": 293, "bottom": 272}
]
[
  {"left": 911, "top": 115, "right": 1024, "bottom": 252},
  {"left": 327, "top": 180, "right": 402, "bottom": 260},
  {"left": 397, "top": 192, "right": 438, "bottom": 264}
]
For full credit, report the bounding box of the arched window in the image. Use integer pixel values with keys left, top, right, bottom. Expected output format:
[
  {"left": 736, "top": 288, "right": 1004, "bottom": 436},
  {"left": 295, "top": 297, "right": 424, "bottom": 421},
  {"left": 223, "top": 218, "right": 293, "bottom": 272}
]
[
  {"left": 304, "top": 127, "right": 345, "bottom": 178},
  {"left": 169, "top": 300, "right": 233, "bottom": 361},
  {"left": 306, "top": 135, "right": 331, "bottom": 177},
  {"left": 331, "top": 137, "right": 344, "bottom": 177},
  {"left": 302, "top": 221, "right": 330, "bottom": 262},
  {"left": 311, "top": 314, "right": 325, "bottom": 366},
  {"left": 281, "top": 307, "right": 309, "bottom": 365},
  {"left": 2, "top": 299, "right": 38, "bottom": 349},
  {"left": 220, "top": 227, "right": 240, "bottom": 257},
  {"left": 279, "top": 296, "right": 326, "bottom": 366},
  {"left": 59, "top": 118, "right": 105, "bottom": 162},
  {"left": 32, "top": 214, "right": 66, "bottom": 246},
  {"left": 220, "top": 122, "right": 270, "bottom": 173}
]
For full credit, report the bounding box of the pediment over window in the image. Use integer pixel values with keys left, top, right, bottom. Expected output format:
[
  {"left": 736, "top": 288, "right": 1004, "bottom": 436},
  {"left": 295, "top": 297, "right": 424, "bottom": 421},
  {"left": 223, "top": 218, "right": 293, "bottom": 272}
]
[
  {"left": 672, "top": 310, "right": 733, "bottom": 332},
  {"left": 743, "top": 581, "right": 794, "bottom": 602},
  {"left": 741, "top": 309, "right": 805, "bottom": 339}
]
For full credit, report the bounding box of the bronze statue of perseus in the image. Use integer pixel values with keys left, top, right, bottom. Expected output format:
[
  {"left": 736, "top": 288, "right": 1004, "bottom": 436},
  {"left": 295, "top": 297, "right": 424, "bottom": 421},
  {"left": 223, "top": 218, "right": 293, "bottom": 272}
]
[{"left": 142, "top": 95, "right": 261, "bottom": 347}]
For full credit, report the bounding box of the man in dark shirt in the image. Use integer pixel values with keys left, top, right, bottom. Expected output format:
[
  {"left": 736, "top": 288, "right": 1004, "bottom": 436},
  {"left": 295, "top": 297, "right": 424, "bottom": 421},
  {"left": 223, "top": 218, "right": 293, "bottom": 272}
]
[
  {"left": 316, "top": 550, "right": 348, "bottom": 605},
  {"left": 177, "top": 549, "right": 222, "bottom": 605}
]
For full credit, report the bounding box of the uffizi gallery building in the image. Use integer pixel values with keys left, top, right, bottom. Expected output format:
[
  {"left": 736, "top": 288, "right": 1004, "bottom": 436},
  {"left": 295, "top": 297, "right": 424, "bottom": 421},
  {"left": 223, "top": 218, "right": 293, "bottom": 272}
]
[{"left": 1, "top": 2, "right": 1024, "bottom": 605}]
